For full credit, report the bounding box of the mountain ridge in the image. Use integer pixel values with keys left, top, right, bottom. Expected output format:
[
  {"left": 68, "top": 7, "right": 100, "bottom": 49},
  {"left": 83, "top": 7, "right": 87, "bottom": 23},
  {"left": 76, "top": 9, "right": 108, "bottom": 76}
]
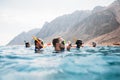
[
  {"left": 8, "top": 0, "right": 120, "bottom": 46},
  {"left": 7, "top": 28, "right": 40, "bottom": 45}
]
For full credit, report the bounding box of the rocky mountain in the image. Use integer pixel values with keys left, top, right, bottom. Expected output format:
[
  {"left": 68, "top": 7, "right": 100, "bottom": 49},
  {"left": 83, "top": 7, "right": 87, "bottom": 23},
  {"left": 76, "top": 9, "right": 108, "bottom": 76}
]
[
  {"left": 64, "top": 1, "right": 120, "bottom": 42},
  {"left": 92, "top": 6, "right": 105, "bottom": 13},
  {"left": 8, "top": 28, "right": 40, "bottom": 45},
  {"left": 36, "top": 0, "right": 120, "bottom": 45},
  {"left": 8, "top": 0, "right": 120, "bottom": 46},
  {"left": 36, "top": 10, "right": 91, "bottom": 40},
  {"left": 85, "top": 0, "right": 120, "bottom": 46}
]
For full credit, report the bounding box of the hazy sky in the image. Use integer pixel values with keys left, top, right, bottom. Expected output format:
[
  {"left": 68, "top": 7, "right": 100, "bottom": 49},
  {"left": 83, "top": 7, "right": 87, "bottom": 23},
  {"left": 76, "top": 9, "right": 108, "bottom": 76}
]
[{"left": 0, "top": 0, "right": 115, "bottom": 45}]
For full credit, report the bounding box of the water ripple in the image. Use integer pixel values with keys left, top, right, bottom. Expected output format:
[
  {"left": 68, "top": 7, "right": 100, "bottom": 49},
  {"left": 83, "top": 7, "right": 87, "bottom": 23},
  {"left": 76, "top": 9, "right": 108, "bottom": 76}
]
[{"left": 0, "top": 46, "right": 120, "bottom": 80}]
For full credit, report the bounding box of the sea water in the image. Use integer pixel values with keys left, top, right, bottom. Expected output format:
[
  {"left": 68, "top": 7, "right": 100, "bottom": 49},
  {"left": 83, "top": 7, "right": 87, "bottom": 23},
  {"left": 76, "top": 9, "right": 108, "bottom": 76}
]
[{"left": 0, "top": 45, "right": 120, "bottom": 80}]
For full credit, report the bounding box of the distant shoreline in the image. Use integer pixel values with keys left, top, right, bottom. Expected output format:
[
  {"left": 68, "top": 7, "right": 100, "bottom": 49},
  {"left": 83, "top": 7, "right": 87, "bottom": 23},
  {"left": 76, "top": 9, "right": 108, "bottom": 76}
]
[{"left": 84, "top": 42, "right": 120, "bottom": 47}]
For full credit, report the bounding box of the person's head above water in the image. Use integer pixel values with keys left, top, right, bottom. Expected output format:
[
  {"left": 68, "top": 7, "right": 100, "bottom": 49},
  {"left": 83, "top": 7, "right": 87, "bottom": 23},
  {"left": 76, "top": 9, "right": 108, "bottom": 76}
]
[
  {"left": 25, "top": 42, "right": 30, "bottom": 48},
  {"left": 34, "top": 38, "right": 44, "bottom": 47},
  {"left": 52, "top": 38, "right": 60, "bottom": 47},
  {"left": 92, "top": 42, "right": 96, "bottom": 47},
  {"left": 75, "top": 40, "right": 83, "bottom": 48}
]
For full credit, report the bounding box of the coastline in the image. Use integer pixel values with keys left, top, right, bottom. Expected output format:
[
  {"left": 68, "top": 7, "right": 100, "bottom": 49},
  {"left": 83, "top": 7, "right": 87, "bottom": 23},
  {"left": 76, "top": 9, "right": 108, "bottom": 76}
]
[{"left": 84, "top": 42, "right": 120, "bottom": 47}]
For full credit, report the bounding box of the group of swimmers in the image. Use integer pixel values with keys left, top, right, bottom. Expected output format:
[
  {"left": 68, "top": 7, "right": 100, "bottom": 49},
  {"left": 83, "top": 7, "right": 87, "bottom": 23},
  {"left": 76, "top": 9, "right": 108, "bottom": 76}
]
[{"left": 25, "top": 36, "right": 96, "bottom": 53}]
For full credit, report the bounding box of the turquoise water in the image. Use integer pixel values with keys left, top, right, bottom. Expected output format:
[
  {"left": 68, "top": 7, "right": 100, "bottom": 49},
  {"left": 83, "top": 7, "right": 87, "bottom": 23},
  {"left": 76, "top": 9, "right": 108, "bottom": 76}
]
[{"left": 0, "top": 45, "right": 120, "bottom": 80}]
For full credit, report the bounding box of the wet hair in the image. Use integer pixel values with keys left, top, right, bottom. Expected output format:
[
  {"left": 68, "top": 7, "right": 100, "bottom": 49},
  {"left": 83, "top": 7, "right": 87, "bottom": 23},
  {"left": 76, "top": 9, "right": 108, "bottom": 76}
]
[
  {"left": 34, "top": 39, "right": 44, "bottom": 49},
  {"left": 25, "top": 42, "right": 30, "bottom": 48},
  {"left": 75, "top": 40, "right": 83, "bottom": 48},
  {"left": 52, "top": 38, "right": 59, "bottom": 47},
  {"left": 76, "top": 40, "right": 82, "bottom": 44},
  {"left": 92, "top": 42, "right": 96, "bottom": 47}
]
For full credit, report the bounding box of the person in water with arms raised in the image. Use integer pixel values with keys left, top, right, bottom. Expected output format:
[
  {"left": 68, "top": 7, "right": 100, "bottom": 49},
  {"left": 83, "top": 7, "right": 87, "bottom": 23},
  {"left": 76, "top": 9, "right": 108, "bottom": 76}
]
[{"left": 34, "top": 38, "right": 44, "bottom": 53}]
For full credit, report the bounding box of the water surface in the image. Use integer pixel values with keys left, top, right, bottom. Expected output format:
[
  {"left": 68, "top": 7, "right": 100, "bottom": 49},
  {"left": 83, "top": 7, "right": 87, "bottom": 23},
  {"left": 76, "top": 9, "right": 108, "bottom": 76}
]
[{"left": 0, "top": 45, "right": 120, "bottom": 80}]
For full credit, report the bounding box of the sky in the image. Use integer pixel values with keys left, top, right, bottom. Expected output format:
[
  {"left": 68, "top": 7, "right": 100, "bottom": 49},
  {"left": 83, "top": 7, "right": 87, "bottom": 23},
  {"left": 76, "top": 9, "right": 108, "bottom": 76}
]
[{"left": 0, "top": 0, "right": 115, "bottom": 45}]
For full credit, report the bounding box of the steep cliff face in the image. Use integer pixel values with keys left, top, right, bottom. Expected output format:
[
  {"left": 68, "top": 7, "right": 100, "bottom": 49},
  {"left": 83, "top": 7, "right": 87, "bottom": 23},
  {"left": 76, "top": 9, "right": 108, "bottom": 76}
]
[
  {"left": 8, "top": 29, "right": 40, "bottom": 45},
  {"left": 108, "top": 0, "right": 120, "bottom": 23},
  {"left": 8, "top": 0, "right": 120, "bottom": 45},
  {"left": 38, "top": 0, "right": 120, "bottom": 44},
  {"left": 36, "top": 11, "right": 91, "bottom": 39},
  {"left": 64, "top": 9, "right": 120, "bottom": 42},
  {"left": 84, "top": 0, "right": 120, "bottom": 45}
]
